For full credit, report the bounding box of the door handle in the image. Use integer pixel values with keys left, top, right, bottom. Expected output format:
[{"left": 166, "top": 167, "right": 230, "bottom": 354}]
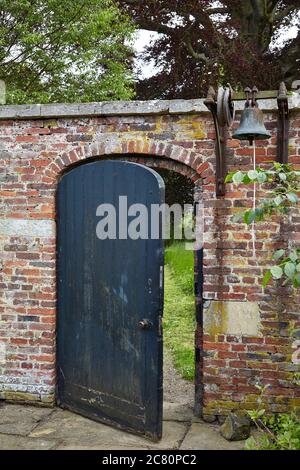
[{"left": 138, "top": 319, "right": 152, "bottom": 330}]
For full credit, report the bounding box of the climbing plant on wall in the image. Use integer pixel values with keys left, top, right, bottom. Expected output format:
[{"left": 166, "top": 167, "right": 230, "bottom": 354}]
[
  {"left": 226, "top": 162, "right": 300, "bottom": 287},
  {"left": 227, "top": 162, "right": 300, "bottom": 451}
]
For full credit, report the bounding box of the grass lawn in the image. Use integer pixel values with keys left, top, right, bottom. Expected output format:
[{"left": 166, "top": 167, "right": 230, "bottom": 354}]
[{"left": 163, "top": 242, "right": 195, "bottom": 381}]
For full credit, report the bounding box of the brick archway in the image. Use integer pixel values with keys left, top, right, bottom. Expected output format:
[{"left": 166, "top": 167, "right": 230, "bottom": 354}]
[
  {"left": 43, "top": 139, "right": 212, "bottom": 184},
  {"left": 50, "top": 143, "right": 204, "bottom": 415},
  {"left": 100, "top": 155, "right": 200, "bottom": 182}
]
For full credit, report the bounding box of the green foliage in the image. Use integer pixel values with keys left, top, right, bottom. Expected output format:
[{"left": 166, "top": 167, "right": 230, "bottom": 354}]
[
  {"left": 164, "top": 243, "right": 195, "bottom": 381},
  {"left": 294, "top": 373, "right": 300, "bottom": 387},
  {"left": 172, "top": 346, "right": 194, "bottom": 382},
  {"left": 156, "top": 169, "right": 195, "bottom": 247},
  {"left": 245, "top": 383, "right": 300, "bottom": 450},
  {"left": 262, "top": 249, "right": 300, "bottom": 288},
  {"left": 0, "top": 0, "right": 135, "bottom": 103},
  {"left": 156, "top": 169, "right": 194, "bottom": 207},
  {"left": 164, "top": 242, "right": 194, "bottom": 295},
  {"left": 226, "top": 163, "right": 300, "bottom": 225},
  {"left": 268, "top": 414, "right": 300, "bottom": 450},
  {"left": 226, "top": 162, "right": 300, "bottom": 287},
  {"left": 246, "top": 412, "right": 300, "bottom": 450}
]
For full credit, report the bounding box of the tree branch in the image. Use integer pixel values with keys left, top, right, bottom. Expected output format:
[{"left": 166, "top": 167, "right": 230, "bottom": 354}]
[
  {"left": 135, "top": 18, "right": 175, "bottom": 36},
  {"left": 183, "top": 38, "right": 210, "bottom": 63},
  {"left": 274, "top": 5, "right": 299, "bottom": 23},
  {"left": 267, "top": 0, "right": 280, "bottom": 11},
  {"left": 279, "top": 35, "right": 300, "bottom": 84},
  {"left": 207, "top": 7, "right": 229, "bottom": 15}
]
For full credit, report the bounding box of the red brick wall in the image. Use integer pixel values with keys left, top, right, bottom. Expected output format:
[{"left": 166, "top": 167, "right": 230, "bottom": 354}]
[{"left": 0, "top": 109, "right": 299, "bottom": 416}]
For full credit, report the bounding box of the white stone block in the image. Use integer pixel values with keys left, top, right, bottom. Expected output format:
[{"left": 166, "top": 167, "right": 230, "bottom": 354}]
[{"left": 0, "top": 219, "right": 55, "bottom": 238}]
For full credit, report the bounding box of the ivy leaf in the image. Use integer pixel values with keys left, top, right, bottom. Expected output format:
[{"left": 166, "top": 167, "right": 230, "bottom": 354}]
[
  {"left": 257, "top": 172, "right": 267, "bottom": 183},
  {"left": 270, "top": 266, "right": 283, "bottom": 279},
  {"left": 273, "top": 249, "right": 285, "bottom": 260},
  {"left": 293, "top": 275, "right": 300, "bottom": 288},
  {"left": 242, "top": 175, "right": 252, "bottom": 184},
  {"left": 232, "top": 171, "right": 244, "bottom": 184},
  {"left": 274, "top": 195, "right": 283, "bottom": 206},
  {"left": 287, "top": 193, "right": 299, "bottom": 204},
  {"left": 279, "top": 172, "right": 287, "bottom": 181},
  {"left": 254, "top": 207, "right": 264, "bottom": 221},
  {"left": 284, "top": 262, "right": 296, "bottom": 279},
  {"left": 232, "top": 212, "right": 244, "bottom": 223},
  {"left": 244, "top": 210, "right": 256, "bottom": 225},
  {"left": 262, "top": 271, "right": 272, "bottom": 287},
  {"left": 225, "top": 173, "right": 234, "bottom": 183},
  {"left": 248, "top": 170, "right": 258, "bottom": 180},
  {"left": 289, "top": 251, "right": 298, "bottom": 262}
]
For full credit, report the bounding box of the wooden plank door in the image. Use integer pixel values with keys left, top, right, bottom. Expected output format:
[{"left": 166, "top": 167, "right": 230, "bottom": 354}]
[{"left": 56, "top": 160, "right": 164, "bottom": 440}]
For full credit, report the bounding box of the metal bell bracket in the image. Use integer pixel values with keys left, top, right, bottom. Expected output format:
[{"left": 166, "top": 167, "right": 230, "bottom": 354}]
[
  {"left": 244, "top": 86, "right": 258, "bottom": 108},
  {"left": 238, "top": 83, "right": 289, "bottom": 163},
  {"left": 204, "top": 85, "right": 235, "bottom": 197},
  {"left": 277, "top": 82, "right": 289, "bottom": 164}
]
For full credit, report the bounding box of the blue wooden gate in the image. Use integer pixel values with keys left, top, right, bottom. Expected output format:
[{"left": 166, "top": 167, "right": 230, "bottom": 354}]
[{"left": 56, "top": 160, "right": 164, "bottom": 440}]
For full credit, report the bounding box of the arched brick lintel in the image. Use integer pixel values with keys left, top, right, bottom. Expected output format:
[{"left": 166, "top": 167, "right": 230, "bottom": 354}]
[
  {"left": 44, "top": 139, "right": 213, "bottom": 182},
  {"left": 99, "top": 155, "right": 199, "bottom": 182}
]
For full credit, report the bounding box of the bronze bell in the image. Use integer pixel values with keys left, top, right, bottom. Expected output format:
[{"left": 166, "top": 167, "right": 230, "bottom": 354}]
[{"left": 232, "top": 86, "right": 271, "bottom": 145}]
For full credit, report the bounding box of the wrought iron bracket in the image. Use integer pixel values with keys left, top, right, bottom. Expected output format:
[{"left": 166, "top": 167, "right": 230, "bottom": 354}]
[
  {"left": 277, "top": 82, "right": 289, "bottom": 163},
  {"left": 204, "top": 86, "right": 234, "bottom": 197}
]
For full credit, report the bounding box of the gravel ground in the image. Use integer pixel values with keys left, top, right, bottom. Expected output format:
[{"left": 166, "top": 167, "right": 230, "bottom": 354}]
[{"left": 163, "top": 347, "right": 194, "bottom": 407}]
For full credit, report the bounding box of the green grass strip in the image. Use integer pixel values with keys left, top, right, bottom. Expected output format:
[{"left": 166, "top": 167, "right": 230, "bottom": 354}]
[
  {"left": 163, "top": 261, "right": 195, "bottom": 382},
  {"left": 164, "top": 242, "right": 194, "bottom": 295}
]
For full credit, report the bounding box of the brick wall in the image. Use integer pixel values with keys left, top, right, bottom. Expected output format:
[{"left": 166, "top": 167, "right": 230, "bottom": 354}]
[{"left": 0, "top": 100, "right": 299, "bottom": 417}]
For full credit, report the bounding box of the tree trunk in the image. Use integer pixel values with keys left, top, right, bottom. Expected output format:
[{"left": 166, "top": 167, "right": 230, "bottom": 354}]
[{"left": 231, "top": 0, "right": 275, "bottom": 53}]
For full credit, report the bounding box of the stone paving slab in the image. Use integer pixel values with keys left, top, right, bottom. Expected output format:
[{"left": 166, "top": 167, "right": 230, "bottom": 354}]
[
  {"left": 163, "top": 402, "right": 194, "bottom": 422},
  {"left": 0, "top": 403, "right": 54, "bottom": 436},
  {"left": 0, "top": 403, "right": 248, "bottom": 450},
  {"left": 30, "top": 408, "right": 188, "bottom": 450},
  {"left": 180, "top": 422, "right": 245, "bottom": 450},
  {"left": 0, "top": 434, "right": 59, "bottom": 450}
]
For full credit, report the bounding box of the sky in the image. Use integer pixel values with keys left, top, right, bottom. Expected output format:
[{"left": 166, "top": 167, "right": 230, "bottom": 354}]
[{"left": 133, "top": 30, "right": 162, "bottom": 79}]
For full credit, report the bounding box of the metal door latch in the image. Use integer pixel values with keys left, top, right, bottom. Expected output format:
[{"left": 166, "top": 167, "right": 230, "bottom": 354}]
[{"left": 138, "top": 319, "right": 152, "bottom": 330}]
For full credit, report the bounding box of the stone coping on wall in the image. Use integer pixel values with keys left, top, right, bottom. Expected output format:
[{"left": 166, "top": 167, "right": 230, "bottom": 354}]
[{"left": 0, "top": 93, "right": 299, "bottom": 120}]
